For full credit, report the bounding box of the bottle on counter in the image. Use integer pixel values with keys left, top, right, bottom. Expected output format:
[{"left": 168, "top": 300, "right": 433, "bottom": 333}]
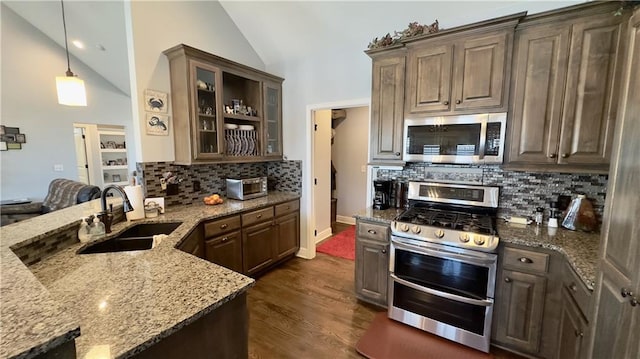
[
  {"left": 534, "top": 207, "right": 544, "bottom": 226},
  {"left": 78, "top": 217, "right": 91, "bottom": 243},
  {"left": 548, "top": 202, "right": 559, "bottom": 228},
  {"left": 89, "top": 216, "right": 106, "bottom": 239}
]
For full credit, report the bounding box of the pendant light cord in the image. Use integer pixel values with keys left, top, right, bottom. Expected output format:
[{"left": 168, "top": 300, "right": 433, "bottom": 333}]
[{"left": 60, "top": 0, "right": 73, "bottom": 76}]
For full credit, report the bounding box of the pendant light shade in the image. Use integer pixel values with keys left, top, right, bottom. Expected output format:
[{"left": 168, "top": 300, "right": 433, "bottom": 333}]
[{"left": 56, "top": 0, "right": 87, "bottom": 106}]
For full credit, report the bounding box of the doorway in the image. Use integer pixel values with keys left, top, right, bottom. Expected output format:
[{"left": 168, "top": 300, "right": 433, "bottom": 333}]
[{"left": 304, "top": 98, "right": 371, "bottom": 259}]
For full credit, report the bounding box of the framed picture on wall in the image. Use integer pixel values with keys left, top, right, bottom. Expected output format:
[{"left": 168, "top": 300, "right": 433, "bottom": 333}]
[
  {"left": 146, "top": 113, "right": 170, "bottom": 136},
  {"left": 144, "top": 89, "right": 168, "bottom": 113}
]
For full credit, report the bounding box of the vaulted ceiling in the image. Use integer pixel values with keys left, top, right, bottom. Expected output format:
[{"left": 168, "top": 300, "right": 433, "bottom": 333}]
[{"left": 4, "top": 0, "right": 583, "bottom": 98}]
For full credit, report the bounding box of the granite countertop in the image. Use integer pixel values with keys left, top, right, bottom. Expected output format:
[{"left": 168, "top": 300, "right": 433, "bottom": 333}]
[
  {"left": 353, "top": 207, "right": 600, "bottom": 291},
  {"left": 496, "top": 221, "right": 600, "bottom": 290},
  {"left": 0, "top": 192, "right": 299, "bottom": 359}
]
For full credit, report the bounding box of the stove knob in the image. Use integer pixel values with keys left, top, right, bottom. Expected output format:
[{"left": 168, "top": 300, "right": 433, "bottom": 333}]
[
  {"left": 400, "top": 224, "right": 410, "bottom": 232},
  {"left": 459, "top": 234, "right": 470, "bottom": 243},
  {"left": 411, "top": 226, "right": 421, "bottom": 234},
  {"left": 474, "top": 237, "right": 486, "bottom": 246},
  {"left": 434, "top": 229, "right": 445, "bottom": 238}
]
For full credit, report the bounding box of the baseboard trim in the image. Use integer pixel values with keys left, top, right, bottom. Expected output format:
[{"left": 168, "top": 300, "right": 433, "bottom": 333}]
[
  {"left": 315, "top": 227, "right": 333, "bottom": 244},
  {"left": 336, "top": 215, "right": 356, "bottom": 225},
  {"left": 296, "top": 247, "right": 314, "bottom": 259}
]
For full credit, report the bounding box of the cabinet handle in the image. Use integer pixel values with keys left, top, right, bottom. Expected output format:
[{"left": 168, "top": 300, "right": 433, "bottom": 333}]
[
  {"left": 381, "top": 249, "right": 387, "bottom": 254},
  {"left": 504, "top": 277, "right": 511, "bottom": 283},
  {"left": 455, "top": 99, "right": 461, "bottom": 104},
  {"left": 574, "top": 330, "right": 584, "bottom": 338},
  {"left": 518, "top": 257, "right": 533, "bottom": 264},
  {"left": 286, "top": 206, "right": 290, "bottom": 210},
  {"left": 368, "top": 229, "right": 377, "bottom": 234},
  {"left": 395, "top": 152, "right": 401, "bottom": 156},
  {"left": 548, "top": 153, "right": 557, "bottom": 159},
  {"left": 256, "top": 214, "right": 262, "bottom": 219},
  {"left": 622, "top": 288, "right": 634, "bottom": 298},
  {"left": 569, "top": 283, "right": 578, "bottom": 292},
  {"left": 443, "top": 100, "right": 449, "bottom": 105},
  {"left": 222, "top": 237, "right": 228, "bottom": 242},
  {"left": 561, "top": 153, "right": 569, "bottom": 158},
  {"left": 220, "top": 224, "right": 228, "bottom": 229}
]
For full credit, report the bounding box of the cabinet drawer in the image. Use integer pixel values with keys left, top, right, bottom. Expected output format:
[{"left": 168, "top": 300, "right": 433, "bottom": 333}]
[
  {"left": 204, "top": 215, "right": 241, "bottom": 238},
  {"left": 275, "top": 200, "right": 299, "bottom": 217},
  {"left": 242, "top": 207, "right": 274, "bottom": 227},
  {"left": 357, "top": 221, "right": 389, "bottom": 243},
  {"left": 562, "top": 261, "right": 591, "bottom": 318},
  {"left": 503, "top": 246, "right": 549, "bottom": 274}
]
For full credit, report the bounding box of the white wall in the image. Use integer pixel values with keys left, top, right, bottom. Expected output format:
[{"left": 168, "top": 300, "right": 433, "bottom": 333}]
[
  {"left": 313, "top": 110, "right": 332, "bottom": 241},
  {"left": 125, "top": 1, "right": 265, "bottom": 163},
  {"left": 0, "top": 5, "right": 133, "bottom": 200},
  {"left": 332, "top": 107, "right": 369, "bottom": 222}
]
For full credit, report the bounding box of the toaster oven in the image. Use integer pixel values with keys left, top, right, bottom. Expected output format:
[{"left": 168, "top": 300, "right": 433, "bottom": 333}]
[{"left": 226, "top": 177, "right": 268, "bottom": 200}]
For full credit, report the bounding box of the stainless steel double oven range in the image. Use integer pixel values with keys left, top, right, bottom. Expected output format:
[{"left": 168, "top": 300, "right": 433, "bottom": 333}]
[{"left": 388, "top": 181, "right": 500, "bottom": 353}]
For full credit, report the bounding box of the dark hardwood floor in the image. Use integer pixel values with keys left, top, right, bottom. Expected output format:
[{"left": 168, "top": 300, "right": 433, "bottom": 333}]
[{"left": 247, "top": 252, "right": 523, "bottom": 358}]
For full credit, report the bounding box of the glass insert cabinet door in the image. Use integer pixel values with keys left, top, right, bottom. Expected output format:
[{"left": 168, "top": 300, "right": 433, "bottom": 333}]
[
  {"left": 263, "top": 81, "right": 282, "bottom": 157},
  {"left": 190, "top": 60, "right": 223, "bottom": 159}
]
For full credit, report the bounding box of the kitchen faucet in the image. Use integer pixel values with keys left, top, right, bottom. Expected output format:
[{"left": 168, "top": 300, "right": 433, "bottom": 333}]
[{"left": 98, "top": 185, "right": 133, "bottom": 233}]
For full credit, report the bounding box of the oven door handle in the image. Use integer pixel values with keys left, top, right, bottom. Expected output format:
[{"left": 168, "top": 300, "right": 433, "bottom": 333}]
[
  {"left": 390, "top": 273, "right": 494, "bottom": 307},
  {"left": 391, "top": 239, "right": 496, "bottom": 267}
]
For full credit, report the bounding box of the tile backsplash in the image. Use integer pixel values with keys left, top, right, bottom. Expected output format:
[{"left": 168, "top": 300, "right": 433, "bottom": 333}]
[
  {"left": 137, "top": 160, "right": 302, "bottom": 207},
  {"left": 376, "top": 163, "right": 608, "bottom": 223}
]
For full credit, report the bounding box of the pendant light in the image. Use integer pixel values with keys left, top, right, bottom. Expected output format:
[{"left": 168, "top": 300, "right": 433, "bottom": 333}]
[{"left": 56, "top": 0, "right": 87, "bottom": 106}]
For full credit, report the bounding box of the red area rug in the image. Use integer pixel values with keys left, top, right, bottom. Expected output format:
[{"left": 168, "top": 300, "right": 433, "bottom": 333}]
[
  {"left": 316, "top": 225, "right": 355, "bottom": 260},
  {"left": 356, "top": 312, "right": 494, "bottom": 359}
]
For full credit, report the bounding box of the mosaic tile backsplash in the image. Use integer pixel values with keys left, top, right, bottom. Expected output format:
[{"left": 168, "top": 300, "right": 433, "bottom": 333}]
[
  {"left": 137, "top": 161, "right": 302, "bottom": 207},
  {"left": 376, "top": 163, "right": 608, "bottom": 224}
]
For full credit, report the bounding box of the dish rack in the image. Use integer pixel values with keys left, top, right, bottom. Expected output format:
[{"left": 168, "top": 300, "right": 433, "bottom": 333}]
[{"left": 224, "top": 129, "right": 259, "bottom": 156}]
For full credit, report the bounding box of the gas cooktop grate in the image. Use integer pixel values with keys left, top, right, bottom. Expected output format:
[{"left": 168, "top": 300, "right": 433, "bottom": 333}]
[{"left": 396, "top": 207, "right": 496, "bottom": 235}]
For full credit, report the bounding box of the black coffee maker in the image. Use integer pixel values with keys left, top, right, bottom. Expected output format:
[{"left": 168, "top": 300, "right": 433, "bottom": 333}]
[{"left": 373, "top": 180, "right": 392, "bottom": 210}]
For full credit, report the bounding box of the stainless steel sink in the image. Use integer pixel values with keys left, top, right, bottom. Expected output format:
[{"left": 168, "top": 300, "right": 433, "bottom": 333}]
[{"left": 78, "top": 222, "right": 182, "bottom": 254}]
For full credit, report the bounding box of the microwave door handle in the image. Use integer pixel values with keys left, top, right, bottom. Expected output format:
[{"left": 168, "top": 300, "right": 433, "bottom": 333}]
[
  {"left": 390, "top": 274, "right": 494, "bottom": 307},
  {"left": 391, "top": 239, "right": 495, "bottom": 267},
  {"left": 478, "top": 120, "right": 487, "bottom": 160}
]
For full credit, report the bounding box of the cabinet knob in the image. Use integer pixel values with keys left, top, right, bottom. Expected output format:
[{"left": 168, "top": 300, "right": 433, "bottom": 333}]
[
  {"left": 395, "top": 152, "right": 401, "bottom": 156},
  {"left": 569, "top": 283, "right": 578, "bottom": 292},
  {"left": 622, "top": 288, "right": 634, "bottom": 298},
  {"left": 504, "top": 277, "right": 511, "bottom": 283},
  {"left": 220, "top": 224, "right": 228, "bottom": 229},
  {"left": 630, "top": 297, "right": 639, "bottom": 307},
  {"left": 381, "top": 249, "right": 387, "bottom": 254},
  {"left": 574, "top": 330, "right": 584, "bottom": 338},
  {"left": 368, "top": 229, "right": 377, "bottom": 234},
  {"left": 548, "top": 153, "right": 557, "bottom": 158},
  {"left": 256, "top": 214, "right": 262, "bottom": 219},
  {"left": 561, "top": 153, "right": 569, "bottom": 158},
  {"left": 518, "top": 257, "right": 533, "bottom": 264},
  {"left": 443, "top": 100, "right": 449, "bottom": 105},
  {"left": 455, "top": 99, "right": 461, "bottom": 104},
  {"left": 222, "top": 237, "right": 228, "bottom": 242}
]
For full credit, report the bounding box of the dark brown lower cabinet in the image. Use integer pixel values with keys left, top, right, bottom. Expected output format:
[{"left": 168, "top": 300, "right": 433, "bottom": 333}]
[
  {"left": 205, "top": 230, "right": 243, "bottom": 273},
  {"left": 495, "top": 269, "right": 547, "bottom": 354},
  {"left": 556, "top": 288, "right": 587, "bottom": 359},
  {"left": 178, "top": 225, "right": 204, "bottom": 258},
  {"left": 355, "top": 238, "right": 389, "bottom": 307},
  {"left": 242, "top": 220, "right": 277, "bottom": 276},
  {"left": 274, "top": 212, "right": 299, "bottom": 260}
]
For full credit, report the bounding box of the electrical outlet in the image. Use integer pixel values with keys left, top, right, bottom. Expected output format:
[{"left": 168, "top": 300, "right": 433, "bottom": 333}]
[
  {"left": 160, "top": 178, "right": 167, "bottom": 190},
  {"left": 53, "top": 164, "right": 64, "bottom": 172},
  {"left": 361, "top": 165, "right": 366, "bottom": 173},
  {"left": 193, "top": 180, "right": 201, "bottom": 192}
]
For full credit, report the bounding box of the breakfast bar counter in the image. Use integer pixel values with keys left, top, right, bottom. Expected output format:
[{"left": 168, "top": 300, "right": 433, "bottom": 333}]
[{"left": 0, "top": 192, "right": 299, "bottom": 359}]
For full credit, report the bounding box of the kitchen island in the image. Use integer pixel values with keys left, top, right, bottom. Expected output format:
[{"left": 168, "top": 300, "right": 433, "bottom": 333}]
[{"left": 0, "top": 192, "right": 299, "bottom": 359}]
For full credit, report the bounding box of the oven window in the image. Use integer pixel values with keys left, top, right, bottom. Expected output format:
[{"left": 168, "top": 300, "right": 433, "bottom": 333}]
[
  {"left": 394, "top": 249, "right": 489, "bottom": 299},
  {"left": 406, "top": 124, "right": 481, "bottom": 156},
  {"left": 242, "top": 181, "right": 262, "bottom": 195},
  {"left": 393, "top": 282, "right": 487, "bottom": 335}
]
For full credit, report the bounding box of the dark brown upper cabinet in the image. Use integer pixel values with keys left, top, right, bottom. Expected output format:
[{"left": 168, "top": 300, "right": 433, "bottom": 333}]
[{"left": 507, "top": 3, "right": 627, "bottom": 173}]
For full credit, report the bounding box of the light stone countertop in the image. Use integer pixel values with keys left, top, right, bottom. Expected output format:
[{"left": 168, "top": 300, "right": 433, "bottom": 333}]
[
  {"left": 353, "top": 207, "right": 600, "bottom": 291},
  {"left": 0, "top": 192, "right": 299, "bottom": 359}
]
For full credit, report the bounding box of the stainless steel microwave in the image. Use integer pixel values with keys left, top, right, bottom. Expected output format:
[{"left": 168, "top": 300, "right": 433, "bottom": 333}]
[
  {"left": 403, "top": 113, "right": 507, "bottom": 164},
  {"left": 226, "top": 177, "right": 268, "bottom": 200}
]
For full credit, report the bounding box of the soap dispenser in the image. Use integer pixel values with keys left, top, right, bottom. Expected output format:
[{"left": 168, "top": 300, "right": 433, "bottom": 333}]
[
  {"left": 89, "top": 216, "right": 106, "bottom": 239},
  {"left": 78, "top": 217, "right": 91, "bottom": 243}
]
